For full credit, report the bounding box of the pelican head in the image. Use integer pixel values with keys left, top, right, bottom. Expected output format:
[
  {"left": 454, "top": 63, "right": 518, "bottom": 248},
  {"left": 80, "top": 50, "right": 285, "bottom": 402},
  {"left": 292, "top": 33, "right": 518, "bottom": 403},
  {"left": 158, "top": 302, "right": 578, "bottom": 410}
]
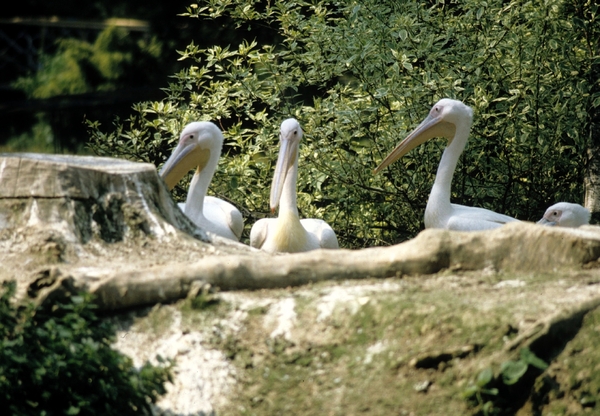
[
  {"left": 270, "top": 118, "right": 303, "bottom": 213},
  {"left": 159, "top": 121, "right": 223, "bottom": 190},
  {"left": 374, "top": 99, "right": 472, "bottom": 173},
  {"left": 537, "top": 202, "right": 590, "bottom": 227}
]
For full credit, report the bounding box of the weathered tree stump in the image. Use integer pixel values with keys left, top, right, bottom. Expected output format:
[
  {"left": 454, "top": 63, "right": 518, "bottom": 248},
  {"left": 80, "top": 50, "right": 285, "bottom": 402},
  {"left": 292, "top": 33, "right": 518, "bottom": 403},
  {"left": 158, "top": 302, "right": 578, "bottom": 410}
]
[
  {"left": 0, "top": 153, "right": 250, "bottom": 300},
  {"left": 0, "top": 152, "right": 204, "bottom": 244}
]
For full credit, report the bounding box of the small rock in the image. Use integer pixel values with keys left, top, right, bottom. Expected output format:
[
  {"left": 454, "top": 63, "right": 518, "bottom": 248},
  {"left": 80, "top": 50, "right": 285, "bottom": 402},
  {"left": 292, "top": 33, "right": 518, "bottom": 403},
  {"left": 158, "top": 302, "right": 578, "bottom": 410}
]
[{"left": 413, "top": 380, "right": 431, "bottom": 393}]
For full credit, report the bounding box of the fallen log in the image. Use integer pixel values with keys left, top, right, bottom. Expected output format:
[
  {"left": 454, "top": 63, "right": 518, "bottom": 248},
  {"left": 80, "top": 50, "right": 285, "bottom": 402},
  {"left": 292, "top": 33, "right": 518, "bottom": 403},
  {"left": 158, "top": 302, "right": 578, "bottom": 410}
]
[{"left": 48, "top": 222, "right": 600, "bottom": 310}]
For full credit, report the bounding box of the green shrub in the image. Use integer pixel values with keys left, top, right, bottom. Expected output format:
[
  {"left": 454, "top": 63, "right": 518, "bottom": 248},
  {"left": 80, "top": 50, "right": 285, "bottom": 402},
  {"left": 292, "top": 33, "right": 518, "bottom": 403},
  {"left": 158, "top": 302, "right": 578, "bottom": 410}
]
[
  {"left": 0, "top": 281, "right": 172, "bottom": 415},
  {"left": 463, "top": 348, "right": 549, "bottom": 415},
  {"left": 87, "top": 0, "right": 598, "bottom": 248}
]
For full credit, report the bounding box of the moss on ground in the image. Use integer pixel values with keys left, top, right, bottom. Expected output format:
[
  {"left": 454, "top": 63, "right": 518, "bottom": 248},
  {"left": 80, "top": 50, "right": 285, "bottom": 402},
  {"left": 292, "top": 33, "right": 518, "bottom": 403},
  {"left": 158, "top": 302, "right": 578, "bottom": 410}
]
[
  {"left": 522, "top": 307, "right": 600, "bottom": 415},
  {"left": 119, "top": 270, "right": 600, "bottom": 415},
  {"left": 210, "top": 276, "right": 540, "bottom": 415}
]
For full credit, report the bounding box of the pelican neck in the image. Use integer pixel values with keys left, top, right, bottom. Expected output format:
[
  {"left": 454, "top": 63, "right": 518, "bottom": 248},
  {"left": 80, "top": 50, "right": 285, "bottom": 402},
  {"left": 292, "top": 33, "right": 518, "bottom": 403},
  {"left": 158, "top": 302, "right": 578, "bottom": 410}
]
[
  {"left": 427, "top": 118, "right": 472, "bottom": 214},
  {"left": 277, "top": 159, "right": 300, "bottom": 217}
]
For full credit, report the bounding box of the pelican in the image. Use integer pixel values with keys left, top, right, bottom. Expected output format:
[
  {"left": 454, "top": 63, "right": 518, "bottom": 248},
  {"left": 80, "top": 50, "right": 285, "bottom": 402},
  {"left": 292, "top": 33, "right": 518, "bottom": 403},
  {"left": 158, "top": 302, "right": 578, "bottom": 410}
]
[
  {"left": 159, "top": 121, "right": 244, "bottom": 241},
  {"left": 250, "top": 118, "right": 339, "bottom": 252},
  {"left": 537, "top": 202, "right": 590, "bottom": 227},
  {"left": 374, "top": 98, "right": 519, "bottom": 231}
]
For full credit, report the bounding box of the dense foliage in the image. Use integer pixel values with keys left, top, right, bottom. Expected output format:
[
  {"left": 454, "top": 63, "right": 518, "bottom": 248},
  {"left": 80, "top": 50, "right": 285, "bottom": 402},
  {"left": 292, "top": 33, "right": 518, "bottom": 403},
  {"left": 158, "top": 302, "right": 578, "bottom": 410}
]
[
  {"left": 0, "top": 282, "right": 172, "bottom": 415},
  {"left": 88, "top": 0, "right": 599, "bottom": 248},
  {"left": 13, "top": 26, "right": 163, "bottom": 98}
]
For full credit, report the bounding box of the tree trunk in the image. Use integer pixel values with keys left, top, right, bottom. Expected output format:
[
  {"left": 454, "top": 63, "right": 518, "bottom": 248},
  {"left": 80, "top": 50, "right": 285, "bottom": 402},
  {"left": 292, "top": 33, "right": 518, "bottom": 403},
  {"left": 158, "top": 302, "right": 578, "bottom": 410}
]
[{"left": 584, "top": 120, "right": 600, "bottom": 224}]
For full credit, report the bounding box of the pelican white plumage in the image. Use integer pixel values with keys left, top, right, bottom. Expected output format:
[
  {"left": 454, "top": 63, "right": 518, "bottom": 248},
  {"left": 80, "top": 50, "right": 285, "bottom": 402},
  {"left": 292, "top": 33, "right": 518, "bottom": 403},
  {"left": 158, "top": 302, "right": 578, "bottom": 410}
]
[
  {"left": 537, "top": 202, "right": 590, "bottom": 228},
  {"left": 160, "top": 121, "right": 244, "bottom": 241},
  {"left": 374, "top": 98, "right": 519, "bottom": 231},
  {"left": 250, "top": 118, "right": 339, "bottom": 252}
]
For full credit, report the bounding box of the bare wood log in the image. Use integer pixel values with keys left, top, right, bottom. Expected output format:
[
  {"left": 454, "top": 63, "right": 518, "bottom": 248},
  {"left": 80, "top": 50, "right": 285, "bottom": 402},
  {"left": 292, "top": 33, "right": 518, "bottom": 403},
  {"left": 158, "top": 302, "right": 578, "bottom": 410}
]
[
  {"left": 0, "top": 153, "right": 250, "bottom": 301},
  {"left": 80, "top": 222, "right": 600, "bottom": 310}
]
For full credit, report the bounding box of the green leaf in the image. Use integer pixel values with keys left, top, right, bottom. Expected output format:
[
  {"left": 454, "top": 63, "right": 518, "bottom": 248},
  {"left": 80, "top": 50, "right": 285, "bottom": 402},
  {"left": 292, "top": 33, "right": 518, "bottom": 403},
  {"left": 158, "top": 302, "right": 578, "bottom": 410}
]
[
  {"left": 482, "top": 401, "right": 495, "bottom": 413},
  {"left": 476, "top": 7, "right": 484, "bottom": 20},
  {"left": 462, "top": 385, "right": 479, "bottom": 399},
  {"left": 500, "top": 360, "right": 528, "bottom": 385},
  {"left": 476, "top": 367, "right": 494, "bottom": 387},
  {"left": 481, "top": 387, "right": 499, "bottom": 396},
  {"left": 519, "top": 348, "right": 548, "bottom": 370}
]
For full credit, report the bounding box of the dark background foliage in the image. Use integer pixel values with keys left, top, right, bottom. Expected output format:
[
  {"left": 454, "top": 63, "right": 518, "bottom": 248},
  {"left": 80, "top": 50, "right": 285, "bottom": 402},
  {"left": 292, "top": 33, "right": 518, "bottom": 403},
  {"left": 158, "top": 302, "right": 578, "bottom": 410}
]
[{"left": 0, "top": 0, "right": 274, "bottom": 152}]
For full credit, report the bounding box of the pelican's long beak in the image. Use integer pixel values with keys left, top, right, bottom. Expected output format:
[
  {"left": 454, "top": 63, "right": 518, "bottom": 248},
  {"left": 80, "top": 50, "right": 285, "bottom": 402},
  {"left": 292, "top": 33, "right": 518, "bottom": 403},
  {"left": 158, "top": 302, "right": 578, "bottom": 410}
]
[
  {"left": 159, "top": 141, "right": 211, "bottom": 190},
  {"left": 269, "top": 133, "right": 297, "bottom": 213},
  {"left": 537, "top": 218, "right": 556, "bottom": 226},
  {"left": 374, "top": 114, "right": 456, "bottom": 174}
]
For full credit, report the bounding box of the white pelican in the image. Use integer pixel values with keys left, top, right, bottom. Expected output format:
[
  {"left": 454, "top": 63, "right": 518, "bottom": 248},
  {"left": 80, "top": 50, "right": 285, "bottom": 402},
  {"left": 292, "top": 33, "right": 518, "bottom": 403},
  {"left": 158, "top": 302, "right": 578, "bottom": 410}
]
[
  {"left": 537, "top": 202, "right": 590, "bottom": 227},
  {"left": 374, "top": 98, "right": 519, "bottom": 231},
  {"left": 159, "top": 121, "right": 244, "bottom": 241},
  {"left": 250, "top": 118, "right": 339, "bottom": 252}
]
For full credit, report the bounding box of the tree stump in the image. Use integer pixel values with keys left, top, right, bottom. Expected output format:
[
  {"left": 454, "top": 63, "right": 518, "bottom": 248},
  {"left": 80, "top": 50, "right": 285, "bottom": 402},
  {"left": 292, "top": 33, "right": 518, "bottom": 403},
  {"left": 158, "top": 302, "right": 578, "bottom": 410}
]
[
  {"left": 0, "top": 153, "right": 250, "bottom": 300},
  {"left": 0, "top": 152, "right": 209, "bottom": 244}
]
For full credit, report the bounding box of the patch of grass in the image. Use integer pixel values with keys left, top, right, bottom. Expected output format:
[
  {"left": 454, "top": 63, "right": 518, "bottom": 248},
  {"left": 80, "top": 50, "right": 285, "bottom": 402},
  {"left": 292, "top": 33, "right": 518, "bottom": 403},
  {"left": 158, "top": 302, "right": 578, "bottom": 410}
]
[
  {"left": 526, "top": 307, "right": 600, "bottom": 414},
  {"left": 132, "top": 303, "right": 174, "bottom": 338},
  {"left": 220, "top": 288, "right": 494, "bottom": 415},
  {"left": 247, "top": 305, "right": 269, "bottom": 316},
  {"left": 189, "top": 291, "right": 221, "bottom": 311},
  {"left": 179, "top": 292, "right": 232, "bottom": 333},
  {"left": 215, "top": 274, "right": 599, "bottom": 416}
]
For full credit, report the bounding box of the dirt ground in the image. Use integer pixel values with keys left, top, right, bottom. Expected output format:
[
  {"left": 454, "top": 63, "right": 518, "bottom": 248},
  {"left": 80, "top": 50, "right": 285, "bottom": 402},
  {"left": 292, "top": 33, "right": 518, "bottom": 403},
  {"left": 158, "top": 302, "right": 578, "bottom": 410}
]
[
  {"left": 112, "top": 266, "right": 600, "bottom": 416},
  {"left": 4, "top": 154, "right": 600, "bottom": 415},
  {"left": 2, "top": 201, "right": 600, "bottom": 415}
]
